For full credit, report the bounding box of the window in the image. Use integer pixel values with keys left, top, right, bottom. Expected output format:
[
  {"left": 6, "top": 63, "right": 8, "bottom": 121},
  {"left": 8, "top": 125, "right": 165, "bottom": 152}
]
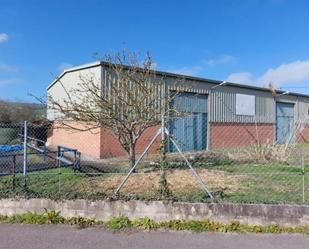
[{"left": 236, "top": 94, "right": 255, "bottom": 116}]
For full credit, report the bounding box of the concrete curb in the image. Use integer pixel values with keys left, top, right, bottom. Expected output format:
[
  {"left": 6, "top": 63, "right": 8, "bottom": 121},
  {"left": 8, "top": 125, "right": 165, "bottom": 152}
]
[{"left": 0, "top": 199, "right": 308, "bottom": 226}]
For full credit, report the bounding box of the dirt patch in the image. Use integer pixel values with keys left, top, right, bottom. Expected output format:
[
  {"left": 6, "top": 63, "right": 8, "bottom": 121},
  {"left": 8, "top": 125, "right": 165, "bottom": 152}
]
[
  {"left": 89, "top": 172, "right": 161, "bottom": 194},
  {"left": 166, "top": 169, "right": 242, "bottom": 193},
  {"left": 87, "top": 169, "right": 242, "bottom": 194}
]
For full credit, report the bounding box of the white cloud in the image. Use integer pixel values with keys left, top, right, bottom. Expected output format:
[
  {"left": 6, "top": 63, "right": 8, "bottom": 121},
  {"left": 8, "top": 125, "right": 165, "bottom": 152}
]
[
  {"left": 257, "top": 60, "right": 309, "bottom": 85},
  {"left": 169, "top": 54, "right": 236, "bottom": 76},
  {"left": 0, "top": 62, "right": 17, "bottom": 73},
  {"left": 58, "top": 63, "right": 73, "bottom": 72},
  {"left": 170, "top": 66, "right": 204, "bottom": 76},
  {"left": 226, "top": 59, "right": 309, "bottom": 88},
  {"left": 0, "top": 33, "right": 8, "bottom": 43},
  {"left": 149, "top": 62, "right": 157, "bottom": 70},
  {"left": 0, "top": 78, "right": 19, "bottom": 86},
  {"left": 226, "top": 72, "right": 254, "bottom": 84},
  {"left": 0, "top": 62, "right": 19, "bottom": 86},
  {"left": 205, "top": 55, "right": 237, "bottom": 66}
]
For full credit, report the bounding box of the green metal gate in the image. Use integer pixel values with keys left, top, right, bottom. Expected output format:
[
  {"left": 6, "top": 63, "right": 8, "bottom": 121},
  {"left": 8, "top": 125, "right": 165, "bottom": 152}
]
[
  {"left": 169, "top": 92, "right": 208, "bottom": 152},
  {"left": 276, "top": 102, "right": 295, "bottom": 144}
]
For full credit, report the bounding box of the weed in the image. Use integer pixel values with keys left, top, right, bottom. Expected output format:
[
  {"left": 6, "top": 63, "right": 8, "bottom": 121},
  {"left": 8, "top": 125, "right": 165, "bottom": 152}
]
[
  {"left": 105, "top": 216, "right": 132, "bottom": 229},
  {"left": 132, "top": 217, "right": 157, "bottom": 229},
  {"left": 67, "top": 216, "right": 97, "bottom": 228},
  {"left": 6, "top": 212, "right": 47, "bottom": 224},
  {"left": 0, "top": 212, "right": 308, "bottom": 235},
  {"left": 43, "top": 209, "right": 65, "bottom": 224},
  {"left": 157, "top": 171, "right": 173, "bottom": 198}
]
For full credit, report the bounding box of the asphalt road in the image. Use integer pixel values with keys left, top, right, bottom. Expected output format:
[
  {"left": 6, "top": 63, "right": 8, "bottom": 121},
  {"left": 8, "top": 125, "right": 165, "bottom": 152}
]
[{"left": 0, "top": 224, "right": 308, "bottom": 249}]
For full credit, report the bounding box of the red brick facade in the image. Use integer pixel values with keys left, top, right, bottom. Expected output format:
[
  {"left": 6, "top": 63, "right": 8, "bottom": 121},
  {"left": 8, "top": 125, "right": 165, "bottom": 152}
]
[
  {"left": 296, "top": 124, "right": 309, "bottom": 143},
  {"left": 49, "top": 121, "right": 309, "bottom": 159},
  {"left": 99, "top": 125, "right": 161, "bottom": 158},
  {"left": 210, "top": 122, "right": 275, "bottom": 149},
  {"left": 47, "top": 122, "right": 161, "bottom": 159}
]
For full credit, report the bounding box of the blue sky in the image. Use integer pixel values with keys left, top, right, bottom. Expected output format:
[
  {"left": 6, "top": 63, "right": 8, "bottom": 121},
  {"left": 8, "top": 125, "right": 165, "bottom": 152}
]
[{"left": 1, "top": 0, "right": 309, "bottom": 102}]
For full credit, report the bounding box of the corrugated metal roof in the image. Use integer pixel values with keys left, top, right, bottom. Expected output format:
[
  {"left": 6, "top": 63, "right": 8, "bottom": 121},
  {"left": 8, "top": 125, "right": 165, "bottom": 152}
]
[{"left": 47, "top": 61, "right": 309, "bottom": 99}]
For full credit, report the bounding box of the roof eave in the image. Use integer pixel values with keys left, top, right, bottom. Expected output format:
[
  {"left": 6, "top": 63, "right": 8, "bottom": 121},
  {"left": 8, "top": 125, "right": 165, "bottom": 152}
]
[
  {"left": 46, "top": 61, "right": 102, "bottom": 90},
  {"left": 47, "top": 61, "right": 309, "bottom": 98}
]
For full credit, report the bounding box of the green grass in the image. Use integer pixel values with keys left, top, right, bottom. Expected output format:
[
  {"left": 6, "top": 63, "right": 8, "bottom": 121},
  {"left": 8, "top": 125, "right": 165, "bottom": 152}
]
[
  {"left": 202, "top": 162, "right": 309, "bottom": 204},
  {"left": 0, "top": 128, "right": 18, "bottom": 144},
  {"left": 0, "top": 212, "right": 309, "bottom": 234},
  {"left": 0, "top": 168, "right": 95, "bottom": 199},
  {"left": 203, "top": 163, "right": 309, "bottom": 174},
  {"left": 221, "top": 174, "right": 307, "bottom": 204},
  {"left": 0, "top": 162, "right": 308, "bottom": 204},
  {"left": 167, "top": 161, "right": 309, "bottom": 204}
]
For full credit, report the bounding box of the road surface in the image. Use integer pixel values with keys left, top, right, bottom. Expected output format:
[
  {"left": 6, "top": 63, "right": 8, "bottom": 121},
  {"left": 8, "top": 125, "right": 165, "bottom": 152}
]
[{"left": 0, "top": 224, "right": 308, "bottom": 249}]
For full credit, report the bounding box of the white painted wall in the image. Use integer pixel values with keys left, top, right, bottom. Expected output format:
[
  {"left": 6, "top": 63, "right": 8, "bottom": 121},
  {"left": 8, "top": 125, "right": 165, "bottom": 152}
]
[{"left": 47, "top": 65, "right": 102, "bottom": 120}]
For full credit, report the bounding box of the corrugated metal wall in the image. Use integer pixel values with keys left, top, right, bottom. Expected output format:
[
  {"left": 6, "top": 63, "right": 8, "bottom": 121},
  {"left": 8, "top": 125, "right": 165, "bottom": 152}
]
[
  {"left": 209, "top": 90, "right": 275, "bottom": 123},
  {"left": 165, "top": 76, "right": 277, "bottom": 124},
  {"left": 276, "top": 102, "right": 295, "bottom": 143},
  {"left": 101, "top": 65, "right": 309, "bottom": 125},
  {"left": 169, "top": 92, "right": 208, "bottom": 152}
]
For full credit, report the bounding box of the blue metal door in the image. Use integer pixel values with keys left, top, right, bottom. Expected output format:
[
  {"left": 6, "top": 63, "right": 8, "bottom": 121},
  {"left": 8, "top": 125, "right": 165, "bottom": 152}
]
[
  {"left": 170, "top": 93, "right": 208, "bottom": 152},
  {"left": 276, "top": 102, "right": 294, "bottom": 144}
]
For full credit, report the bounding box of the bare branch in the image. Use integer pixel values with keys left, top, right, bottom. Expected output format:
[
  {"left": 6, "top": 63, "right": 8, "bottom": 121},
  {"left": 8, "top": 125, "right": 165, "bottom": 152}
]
[{"left": 48, "top": 51, "right": 181, "bottom": 168}]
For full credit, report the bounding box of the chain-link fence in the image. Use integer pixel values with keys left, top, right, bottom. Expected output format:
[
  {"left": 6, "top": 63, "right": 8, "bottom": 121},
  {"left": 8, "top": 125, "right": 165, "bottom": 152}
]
[
  {"left": 0, "top": 119, "right": 308, "bottom": 204},
  {"left": 166, "top": 114, "right": 309, "bottom": 204},
  {"left": 0, "top": 114, "right": 309, "bottom": 204}
]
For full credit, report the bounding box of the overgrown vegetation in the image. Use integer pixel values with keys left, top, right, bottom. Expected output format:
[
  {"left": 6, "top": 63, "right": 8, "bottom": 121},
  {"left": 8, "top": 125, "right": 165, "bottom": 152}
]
[
  {"left": 0, "top": 212, "right": 308, "bottom": 234},
  {"left": 0, "top": 100, "right": 45, "bottom": 123},
  {"left": 0, "top": 162, "right": 308, "bottom": 204},
  {"left": 0, "top": 142, "right": 308, "bottom": 204},
  {"left": 106, "top": 215, "right": 132, "bottom": 229},
  {"left": 0, "top": 210, "right": 99, "bottom": 228}
]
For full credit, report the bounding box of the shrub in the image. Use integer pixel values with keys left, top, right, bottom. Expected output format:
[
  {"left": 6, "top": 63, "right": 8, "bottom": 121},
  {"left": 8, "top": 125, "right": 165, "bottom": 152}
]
[
  {"left": 231, "top": 143, "right": 296, "bottom": 164},
  {"left": 157, "top": 171, "right": 173, "bottom": 198},
  {"left": 132, "top": 217, "right": 157, "bottom": 229},
  {"left": 43, "top": 209, "right": 65, "bottom": 224},
  {"left": 154, "top": 151, "right": 234, "bottom": 170},
  {"left": 67, "top": 216, "right": 97, "bottom": 228},
  {"left": 0, "top": 211, "right": 309, "bottom": 235},
  {"left": 7, "top": 212, "right": 47, "bottom": 224},
  {"left": 105, "top": 216, "right": 132, "bottom": 229}
]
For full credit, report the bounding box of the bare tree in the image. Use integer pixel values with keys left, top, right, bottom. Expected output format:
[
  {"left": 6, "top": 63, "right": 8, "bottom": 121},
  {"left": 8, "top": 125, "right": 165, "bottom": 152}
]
[{"left": 48, "top": 51, "right": 180, "bottom": 169}]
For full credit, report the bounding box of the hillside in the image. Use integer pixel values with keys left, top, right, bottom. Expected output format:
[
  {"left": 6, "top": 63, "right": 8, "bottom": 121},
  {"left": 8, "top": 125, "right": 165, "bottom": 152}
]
[{"left": 0, "top": 100, "right": 46, "bottom": 123}]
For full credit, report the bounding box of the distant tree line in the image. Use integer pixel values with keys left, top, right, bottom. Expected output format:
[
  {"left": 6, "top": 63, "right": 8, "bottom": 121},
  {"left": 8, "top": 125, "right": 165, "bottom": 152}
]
[{"left": 0, "top": 100, "right": 46, "bottom": 124}]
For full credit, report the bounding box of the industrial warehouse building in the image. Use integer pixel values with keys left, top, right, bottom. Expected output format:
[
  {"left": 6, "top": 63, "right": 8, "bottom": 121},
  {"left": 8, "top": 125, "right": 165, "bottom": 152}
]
[{"left": 47, "top": 61, "right": 309, "bottom": 159}]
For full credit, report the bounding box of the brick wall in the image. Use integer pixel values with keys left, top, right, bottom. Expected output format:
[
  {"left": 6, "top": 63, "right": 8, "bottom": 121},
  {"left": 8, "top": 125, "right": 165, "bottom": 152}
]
[
  {"left": 210, "top": 122, "right": 275, "bottom": 149},
  {"left": 49, "top": 121, "right": 309, "bottom": 157},
  {"left": 48, "top": 122, "right": 161, "bottom": 159},
  {"left": 100, "top": 125, "right": 161, "bottom": 158},
  {"left": 47, "top": 122, "right": 101, "bottom": 158},
  {"left": 296, "top": 124, "right": 309, "bottom": 143}
]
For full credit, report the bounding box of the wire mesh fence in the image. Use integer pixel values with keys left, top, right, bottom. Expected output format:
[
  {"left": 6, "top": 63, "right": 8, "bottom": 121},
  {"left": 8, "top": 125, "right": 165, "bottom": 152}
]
[{"left": 0, "top": 119, "right": 308, "bottom": 204}]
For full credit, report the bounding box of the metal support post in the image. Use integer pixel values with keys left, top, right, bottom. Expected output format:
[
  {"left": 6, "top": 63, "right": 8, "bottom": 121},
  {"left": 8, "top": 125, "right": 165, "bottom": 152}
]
[
  {"left": 23, "top": 121, "right": 28, "bottom": 189},
  {"left": 114, "top": 128, "right": 163, "bottom": 195}
]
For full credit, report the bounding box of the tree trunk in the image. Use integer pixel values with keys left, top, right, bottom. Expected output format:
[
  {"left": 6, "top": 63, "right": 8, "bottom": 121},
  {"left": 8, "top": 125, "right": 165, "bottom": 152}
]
[{"left": 129, "top": 143, "right": 136, "bottom": 171}]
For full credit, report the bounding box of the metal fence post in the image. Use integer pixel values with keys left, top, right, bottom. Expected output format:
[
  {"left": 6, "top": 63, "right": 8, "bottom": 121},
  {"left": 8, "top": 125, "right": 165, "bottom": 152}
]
[
  {"left": 23, "top": 121, "right": 28, "bottom": 189},
  {"left": 12, "top": 155, "right": 16, "bottom": 190},
  {"left": 302, "top": 153, "right": 305, "bottom": 203},
  {"left": 161, "top": 115, "right": 166, "bottom": 165}
]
